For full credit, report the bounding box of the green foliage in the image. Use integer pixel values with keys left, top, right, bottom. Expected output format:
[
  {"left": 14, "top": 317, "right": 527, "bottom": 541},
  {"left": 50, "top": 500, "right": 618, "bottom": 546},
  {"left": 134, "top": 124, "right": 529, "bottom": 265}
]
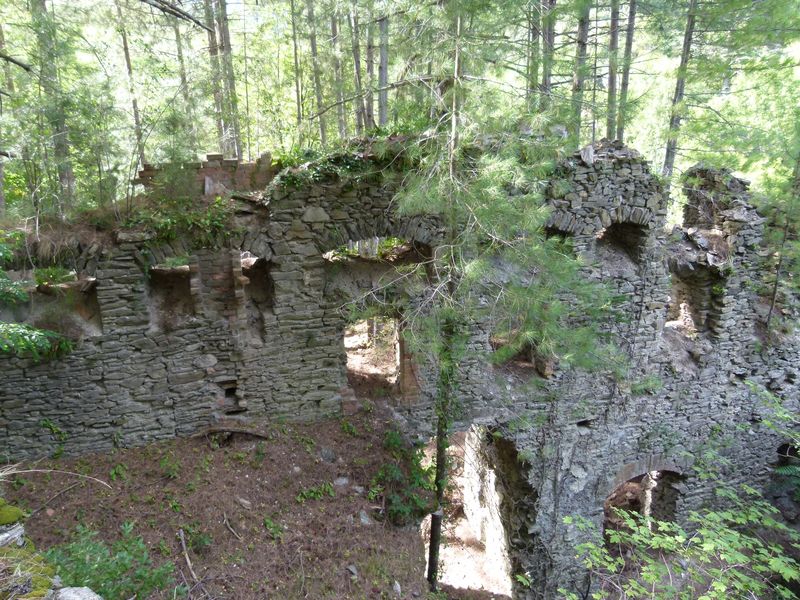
[
  {"left": 109, "top": 464, "right": 128, "bottom": 482},
  {"left": 123, "top": 196, "right": 234, "bottom": 248},
  {"left": 33, "top": 266, "right": 74, "bottom": 286},
  {"left": 0, "top": 272, "right": 29, "bottom": 305},
  {"left": 630, "top": 374, "right": 663, "bottom": 395},
  {"left": 159, "top": 453, "right": 180, "bottom": 480},
  {"left": 45, "top": 523, "right": 174, "bottom": 600},
  {"left": 371, "top": 430, "right": 435, "bottom": 525},
  {"left": 340, "top": 418, "right": 358, "bottom": 437},
  {"left": 295, "top": 482, "right": 335, "bottom": 504},
  {"left": 0, "top": 323, "right": 72, "bottom": 360},
  {"left": 40, "top": 418, "right": 67, "bottom": 442},
  {"left": 561, "top": 484, "right": 800, "bottom": 599},
  {"left": 262, "top": 516, "right": 284, "bottom": 542},
  {"left": 181, "top": 523, "right": 212, "bottom": 556},
  {"left": 161, "top": 255, "right": 190, "bottom": 269}
]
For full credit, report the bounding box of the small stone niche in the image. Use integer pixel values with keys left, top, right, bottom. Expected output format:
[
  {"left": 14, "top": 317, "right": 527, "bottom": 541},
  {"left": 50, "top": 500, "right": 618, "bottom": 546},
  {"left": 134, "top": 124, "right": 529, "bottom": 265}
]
[
  {"left": 0, "top": 278, "right": 104, "bottom": 340},
  {"left": 241, "top": 253, "right": 274, "bottom": 341},
  {"left": 147, "top": 265, "right": 196, "bottom": 332},
  {"left": 595, "top": 222, "right": 649, "bottom": 274},
  {"left": 604, "top": 470, "right": 685, "bottom": 539},
  {"left": 666, "top": 268, "right": 725, "bottom": 337}
]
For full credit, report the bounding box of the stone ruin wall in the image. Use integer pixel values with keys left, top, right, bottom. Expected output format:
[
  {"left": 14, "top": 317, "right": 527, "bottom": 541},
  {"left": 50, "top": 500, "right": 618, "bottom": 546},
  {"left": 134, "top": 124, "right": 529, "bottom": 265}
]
[{"left": 0, "top": 143, "right": 798, "bottom": 598}]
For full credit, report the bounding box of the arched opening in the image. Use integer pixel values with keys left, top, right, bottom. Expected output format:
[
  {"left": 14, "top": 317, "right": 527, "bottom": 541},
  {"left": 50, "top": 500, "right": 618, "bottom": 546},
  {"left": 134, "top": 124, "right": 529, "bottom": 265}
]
[
  {"left": 604, "top": 469, "right": 685, "bottom": 543},
  {"left": 595, "top": 222, "right": 648, "bottom": 277}
]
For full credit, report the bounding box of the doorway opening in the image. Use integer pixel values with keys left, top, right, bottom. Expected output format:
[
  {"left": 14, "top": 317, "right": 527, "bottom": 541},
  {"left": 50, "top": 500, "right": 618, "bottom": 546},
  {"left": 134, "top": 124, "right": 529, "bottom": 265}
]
[{"left": 345, "top": 317, "right": 400, "bottom": 400}]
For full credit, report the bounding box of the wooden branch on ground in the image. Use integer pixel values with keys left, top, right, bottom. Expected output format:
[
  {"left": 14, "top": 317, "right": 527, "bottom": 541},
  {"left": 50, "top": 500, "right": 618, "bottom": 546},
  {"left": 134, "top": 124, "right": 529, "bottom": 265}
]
[
  {"left": 223, "top": 511, "right": 242, "bottom": 541},
  {"left": 190, "top": 426, "right": 273, "bottom": 440},
  {"left": 0, "top": 51, "right": 32, "bottom": 72},
  {"left": 137, "top": 0, "right": 212, "bottom": 32},
  {"left": 179, "top": 528, "right": 200, "bottom": 582},
  {"left": 29, "top": 482, "right": 80, "bottom": 518}
]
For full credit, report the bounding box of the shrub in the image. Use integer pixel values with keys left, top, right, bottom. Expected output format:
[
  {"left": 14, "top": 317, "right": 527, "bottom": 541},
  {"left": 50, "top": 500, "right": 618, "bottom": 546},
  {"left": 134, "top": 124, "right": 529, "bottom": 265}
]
[{"left": 45, "top": 522, "right": 174, "bottom": 600}]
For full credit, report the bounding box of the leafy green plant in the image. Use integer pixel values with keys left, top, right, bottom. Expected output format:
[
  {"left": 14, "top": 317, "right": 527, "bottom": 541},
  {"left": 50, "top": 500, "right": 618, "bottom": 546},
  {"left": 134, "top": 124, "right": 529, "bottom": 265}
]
[
  {"left": 340, "top": 418, "right": 358, "bottom": 436},
  {"left": 159, "top": 454, "right": 180, "bottom": 480},
  {"left": 561, "top": 484, "right": 800, "bottom": 599},
  {"left": 0, "top": 323, "right": 72, "bottom": 360},
  {"left": 0, "top": 272, "right": 29, "bottom": 305},
  {"left": 40, "top": 418, "right": 68, "bottom": 442},
  {"left": 295, "top": 482, "right": 335, "bottom": 504},
  {"left": 45, "top": 522, "right": 174, "bottom": 600},
  {"left": 161, "top": 255, "right": 190, "bottom": 269},
  {"left": 181, "top": 523, "right": 212, "bottom": 555},
  {"left": 262, "top": 516, "right": 284, "bottom": 542},
  {"left": 371, "top": 430, "right": 435, "bottom": 524},
  {"left": 109, "top": 464, "right": 128, "bottom": 482},
  {"left": 630, "top": 374, "right": 663, "bottom": 395},
  {"left": 34, "top": 266, "right": 74, "bottom": 286}
]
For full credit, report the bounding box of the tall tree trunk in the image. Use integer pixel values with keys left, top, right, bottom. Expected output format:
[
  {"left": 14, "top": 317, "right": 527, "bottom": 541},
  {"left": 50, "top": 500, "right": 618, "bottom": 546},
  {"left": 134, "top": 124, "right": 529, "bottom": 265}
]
[
  {"left": 289, "top": 0, "right": 303, "bottom": 137},
  {"left": 306, "top": 0, "right": 327, "bottom": 146},
  {"left": 378, "top": 14, "right": 389, "bottom": 127},
  {"left": 365, "top": 4, "right": 376, "bottom": 129},
  {"left": 115, "top": 0, "right": 145, "bottom": 168},
  {"left": 331, "top": 14, "right": 348, "bottom": 139},
  {"left": 540, "top": 0, "right": 556, "bottom": 110},
  {"left": 427, "top": 8, "right": 462, "bottom": 593},
  {"left": 571, "top": 0, "right": 591, "bottom": 143},
  {"left": 31, "top": 0, "right": 74, "bottom": 218},
  {"left": 349, "top": 5, "right": 367, "bottom": 135},
  {"left": 616, "top": 0, "right": 636, "bottom": 142},
  {"left": 203, "top": 0, "right": 226, "bottom": 153},
  {"left": 606, "top": 0, "right": 619, "bottom": 139},
  {"left": 525, "top": 1, "right": 540, "bottom": 110},
  {"left": 662, "top": 0, "right": 697, "bottom": 190},
  {"left": 215, "top": 0, "right": 242, "bottom": 159},
  {"left": 0, "top": 24, "right": 10, "bottom": 217},
  {"left": 173, "top": 22, "right": 198, "bottom": 154}
]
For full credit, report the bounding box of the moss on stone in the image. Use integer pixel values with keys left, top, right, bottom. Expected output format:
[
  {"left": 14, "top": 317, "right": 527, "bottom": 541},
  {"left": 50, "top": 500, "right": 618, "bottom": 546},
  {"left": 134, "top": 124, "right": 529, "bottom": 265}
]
[
  {"left": 0, "top": 543, "right": 56, "bottom": 599},
  {"left": 0, "top": 504, "right": 24, "bottom": 525}
]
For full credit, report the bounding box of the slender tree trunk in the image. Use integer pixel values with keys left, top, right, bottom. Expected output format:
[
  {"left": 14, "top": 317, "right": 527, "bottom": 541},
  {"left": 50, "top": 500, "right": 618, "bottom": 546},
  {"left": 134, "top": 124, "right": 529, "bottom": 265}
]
[
  {"left": 606, "top": 0, "right": 619, "bottom": 139},
  {"left": 378, "top": 14, "right": 389, "bottom": 127},
  {"left": 203, "top": 0, "right": 226, "bottom": 153},
  {"left": 0, "top": 24, "right": 10, "bottom": 217},
  {"left": 571, "top": 0, "right": 591, "bottom": 143},
  {"left": 365, "top": 4, "right": 376, "bottom": 129},
  {"left": 289, "top": 0, "right": 303, "bottom": 136},
  {"left": 427, "top": 8, "right": 462, "bottom": 593},
  {"left": 173, "top": 22, "right": 198, "bottom": 154},
  {"left": 540, "top": 0, "right": 556, "bottom": 110},
  {"left": 31, "top": 0, "right": 74, "bottom": 217},
  {"left": 115, "top": 0, "right": 145, "bottom": 168},
  {"left": 331, "top": 14, "right": 348, "bottom": 139},
  {"left": 306, "top": 0, "right": 327, "bottom": 146},
  {"left": 215, "top": 0, "right": 242, "bottom": 159},
  {"left": 525, "top": 1, "right": 540, "bottom": 110},
  {"left": 349, "top": 5, "right": 367, "bottom": 134},
  {"left": 616, "top": 0, "right": 636, "bottom": 142},
  {"left": 662, "top": 0, "right": 698, "bottom": 189}
]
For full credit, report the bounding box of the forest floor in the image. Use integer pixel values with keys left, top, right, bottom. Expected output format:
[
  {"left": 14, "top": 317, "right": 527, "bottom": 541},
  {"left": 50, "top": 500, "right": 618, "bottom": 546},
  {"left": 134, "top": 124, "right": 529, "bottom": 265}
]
[{"left": 5, "top": 324, "right": 512, "bottom": 600}]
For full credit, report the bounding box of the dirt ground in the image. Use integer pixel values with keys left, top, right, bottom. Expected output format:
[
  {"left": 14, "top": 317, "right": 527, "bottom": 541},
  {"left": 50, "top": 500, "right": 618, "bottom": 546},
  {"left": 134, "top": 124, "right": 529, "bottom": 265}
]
[{"left": 5, "top": 326, "right": 509, "bottom": 600}]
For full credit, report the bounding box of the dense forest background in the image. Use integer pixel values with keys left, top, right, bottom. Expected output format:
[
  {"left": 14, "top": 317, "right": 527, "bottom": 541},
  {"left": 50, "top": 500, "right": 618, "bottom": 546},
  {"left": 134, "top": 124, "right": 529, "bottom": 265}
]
[{"left": 0, "top": 0, "right": 798, "bottom": 227}]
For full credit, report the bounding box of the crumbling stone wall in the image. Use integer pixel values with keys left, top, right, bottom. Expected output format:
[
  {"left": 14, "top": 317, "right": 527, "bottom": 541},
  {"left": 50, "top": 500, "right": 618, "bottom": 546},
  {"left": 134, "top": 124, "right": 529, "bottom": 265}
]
[{"left": 0, "top": 143, "right": 797, "bottom": 599}]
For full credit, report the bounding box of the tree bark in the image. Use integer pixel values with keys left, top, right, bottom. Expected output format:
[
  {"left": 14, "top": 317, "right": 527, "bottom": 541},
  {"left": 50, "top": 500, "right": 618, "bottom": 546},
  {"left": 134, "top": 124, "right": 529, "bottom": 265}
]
[
  {"left": 202, "top": 0, "right": 226, "bottom": 153},
  {"left": 173, "top": 22, "right": 198, "bottom": 154},
  {"left": 606, "top": 0, "right": 619, "bottom": 139},
  {"left": 571, "top": 0, "right": 591, "bottom": 143},
  {"left": 115, "top": 0, "right": 145, "bottom": 168},
  {"left": 215, "top": 0, "right": 242, "bottom": 159},
  {"left": 540, "top": 0, "right": 556, "bottom": 110},
  {"left": 306, "top": 0, "right": 327, "bottom": 146},
  {"left": 290, "top": 0, "right": 303, "bottom": 135},
  {"left": 378, "top": 15, "right": 389, "bottom": 127},
  {"left": 662, "top": 0, "right": 698, "bottom": 189},
  {"left": 31, "top": 0, "right": 74, "bottom": 217},
  {"left": 349, "top": 5, "right": 367, "bottom": 134},
  {"left": 0, "top": 24, "right": 10, "bottom": 217},
  {"left": 331, "top": 14, "right": 348, "bottom": 139},
  {"left": 616, "top": 0, "right": 636, "bottom": 142},
  {"left": 427, "top": 8, "right": 462, "bottom": 593},
  {"left": 365, "top": 4, "right": 376, "bottom": 129},
  {"left": 525, "top": 1, "right": 540, "bottom": 110},
  {"left": 0, "top": 25, "right": 15, "bottom": 93}
]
